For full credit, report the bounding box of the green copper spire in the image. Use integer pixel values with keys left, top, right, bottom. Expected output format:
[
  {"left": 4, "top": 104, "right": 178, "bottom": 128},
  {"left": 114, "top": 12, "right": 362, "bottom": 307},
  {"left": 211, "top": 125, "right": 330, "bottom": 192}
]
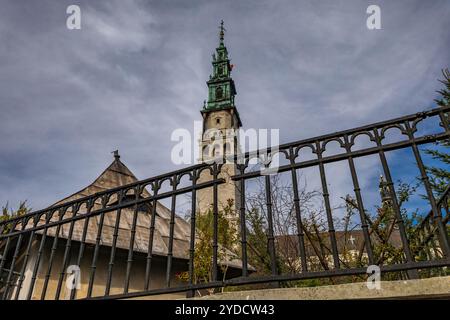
[{"left": 201, "top": 20, "right": 239, "bottom": 122}]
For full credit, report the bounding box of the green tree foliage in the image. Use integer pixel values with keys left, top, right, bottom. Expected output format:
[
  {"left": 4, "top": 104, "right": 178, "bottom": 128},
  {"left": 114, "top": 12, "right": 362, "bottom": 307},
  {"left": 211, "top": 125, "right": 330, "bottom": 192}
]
[
  {"left": 245, "top": 207, "right": 272, "bottom": 274},
  {"left": 1, "top": 201, "right": 30, "bottom": 233},
  {"left": 1, "top": 201, "right": 30, "bottom": 220},
  {"left": 176, "top": 199, "right": 238, "bottom": 294},
  {"left": 424, "top": 68, "right": 450, "bottom": 197},
  {"left": 435, "top": 68, "right": 450, "bottom": 107}
]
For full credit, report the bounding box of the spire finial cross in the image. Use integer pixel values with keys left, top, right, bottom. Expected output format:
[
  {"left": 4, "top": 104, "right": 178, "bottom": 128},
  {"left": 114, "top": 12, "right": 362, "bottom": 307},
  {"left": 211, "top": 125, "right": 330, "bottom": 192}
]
[
  {"left": 219, "top": 20, "right": 226, "bottom": 43},
  {"left": 112, "top": 150, "right": 120, "bottom": 160}
]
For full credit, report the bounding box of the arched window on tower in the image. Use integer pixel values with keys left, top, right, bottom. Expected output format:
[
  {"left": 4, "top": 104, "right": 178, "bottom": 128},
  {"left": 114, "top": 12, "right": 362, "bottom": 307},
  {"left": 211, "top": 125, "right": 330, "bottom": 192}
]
[
  {"left": 212, "top": 146, "right": 221, "bottom": 158},
  {"left": 202, "top": 145, "right": 209, "bottom": 159},
  {"left": 224, "top": 142, "right": 232, "bottom": 155},
  {"left": 215, "top": 86, "right": 223, "bottom": 100}
]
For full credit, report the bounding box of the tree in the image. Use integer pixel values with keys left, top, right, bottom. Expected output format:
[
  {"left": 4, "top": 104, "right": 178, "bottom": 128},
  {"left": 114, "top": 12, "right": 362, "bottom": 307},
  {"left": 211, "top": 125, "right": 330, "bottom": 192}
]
[
  {"left": 176, "top": 199, "right": 238, "bottom": 295},
  {"left": 424, "top": 68, "right": 450, "bottom": 197},
  {"left": 243, "top": 172, "right": 444, "bottom": 284},
  {"left": 1, "top": 201, "right": 30, "bottom": 234},
  {"left": 244, "top": 174, "right": 327, "bottom": 277}
]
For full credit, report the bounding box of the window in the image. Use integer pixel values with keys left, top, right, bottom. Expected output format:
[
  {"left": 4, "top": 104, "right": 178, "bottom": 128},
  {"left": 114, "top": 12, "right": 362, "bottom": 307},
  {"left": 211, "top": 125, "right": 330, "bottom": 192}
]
[
  {"left": 202, "top": 145, "right": 209, "bottom": 159},
  {"left": 225, "top": 143, "right": 232, "bottom": 154},
  {"left": 212, "top": 146, "right": 221, "bottom": 157},
  {"left": 216, "top": 118, "right": 221, "bottom": 125},
  {"left": 215, "top": 86, "right": 223, "bottom": 100}
]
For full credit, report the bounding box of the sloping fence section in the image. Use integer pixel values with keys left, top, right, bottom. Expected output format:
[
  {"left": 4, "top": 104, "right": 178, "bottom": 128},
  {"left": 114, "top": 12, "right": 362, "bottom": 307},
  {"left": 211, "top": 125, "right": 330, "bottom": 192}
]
[{"left": 0, "top": 106, "right": 449, "bottom": 300}]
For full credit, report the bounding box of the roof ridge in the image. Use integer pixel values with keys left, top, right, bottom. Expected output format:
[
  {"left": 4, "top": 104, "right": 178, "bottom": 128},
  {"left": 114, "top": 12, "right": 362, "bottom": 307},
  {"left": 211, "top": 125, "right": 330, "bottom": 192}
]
[{"left": 49, "top": 158, "right": 139, "bottom": 207}]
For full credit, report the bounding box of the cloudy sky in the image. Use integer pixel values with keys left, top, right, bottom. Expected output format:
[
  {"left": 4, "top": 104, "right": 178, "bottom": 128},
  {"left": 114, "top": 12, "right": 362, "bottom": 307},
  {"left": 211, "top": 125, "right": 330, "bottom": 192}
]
[{"left": 0, "top": 0, "right": 449, "bottom": 211}]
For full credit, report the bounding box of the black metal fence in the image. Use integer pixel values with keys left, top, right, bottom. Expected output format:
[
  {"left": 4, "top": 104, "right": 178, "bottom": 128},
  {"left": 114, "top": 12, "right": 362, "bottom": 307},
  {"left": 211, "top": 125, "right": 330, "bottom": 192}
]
[{"left": 0, "top": 105, "right": 449, "bottom": 300}]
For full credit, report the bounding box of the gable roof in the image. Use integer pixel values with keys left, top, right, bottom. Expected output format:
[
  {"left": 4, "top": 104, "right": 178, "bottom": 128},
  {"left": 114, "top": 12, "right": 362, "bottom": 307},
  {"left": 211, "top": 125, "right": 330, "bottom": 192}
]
[
  {"left": 52, "top": 156, "right": 146, "bottom": 205},
  {"left": 29, "top": 156, "right": 243, "bottom": 269}
]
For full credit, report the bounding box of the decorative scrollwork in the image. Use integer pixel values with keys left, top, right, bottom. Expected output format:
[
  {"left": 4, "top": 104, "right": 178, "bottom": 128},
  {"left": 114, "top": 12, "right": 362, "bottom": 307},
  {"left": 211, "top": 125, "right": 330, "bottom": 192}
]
[
  {"left": 177, "top": 171, "right": 193, "bottom": 185},
  {"left": 293, "top": 144, "right": 316, "bottom": 160},
  {"left": 321, "top": 137, "right": 346, "bottom": 154},
  {"left": 158, "top": 176, "right": 174, "bottom": 190},
  {"left": 349, "top": 131, "right": 376, "bottom": 148},
  {"left": 197, "top": 164, "right": 215, "bottom": 177},
  {"left": 379, "top": 123, "right": 408, "bottom": 141}
]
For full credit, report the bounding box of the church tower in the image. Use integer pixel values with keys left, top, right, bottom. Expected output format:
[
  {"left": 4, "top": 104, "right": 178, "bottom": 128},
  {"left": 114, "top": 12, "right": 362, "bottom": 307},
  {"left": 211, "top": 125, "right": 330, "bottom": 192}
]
[{"left": 197, "top": 21, "right": 242, "bottom": 226}]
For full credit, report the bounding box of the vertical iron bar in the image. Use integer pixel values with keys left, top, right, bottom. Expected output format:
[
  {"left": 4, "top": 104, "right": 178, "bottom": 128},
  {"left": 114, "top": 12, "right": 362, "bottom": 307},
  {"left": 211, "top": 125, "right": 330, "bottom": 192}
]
[
  {"left": 374, "top": 128, "right": 418, "bottom": 278},
  {"left": 165, "top": 175, "right": 178, "bottom": 287},
  {"left": 40, "top": 209, "right": 66, "bottom": 299},
  {"left": 344, "top": 134, "right": 375, "bottom": 265},
  {"left": 124, "top": 188, "right": 140, "bottom": 294},
  {"left": 86, "top": 197, "right": 108, "bottom": 298},
  {"left": 239, "top": 165, "right": 249, "bottom": 277},
  {"left": 105, "top": 191, "right": 124, "bottom": 296},
  {"left": 212, "top": 166, "right": 219, "bottom": 282},
  {"left": 0, "top": 220, "right": 19, "bottom": 284},
  {"left": 265, "top": 175, "right": 278, "bottom": 276},
  {"left": 14, "top": 217, "right": 39, "bottom": 300},
  {"left": 2, "top": 219, "right": 25, "bottom": 300},
  {"left": 26, "top": 211, "right": 53, "bottom": 300},
  {"left": 0, "top": 235, "right": 13, "bottom": 292},
  {"left": 54, "top": 205, "right": 78, "bottom": 300},
  {"left": 144, "top": 186, "right": 158, "bottom": 291},
  {"left": 187, "top": 171, "right": 197, "bottom": 298},
  {"left": 70, "top": 199, "right": 94, "bottom": 300},
  {"left": 315, "top": 142, "right": 340, "bottom": 269},
  {"left": 289, "top": 148, "right": 308, "bottom": 272},
  {"left": 406, "top": 121, "right": 450, "bottom": 257}
]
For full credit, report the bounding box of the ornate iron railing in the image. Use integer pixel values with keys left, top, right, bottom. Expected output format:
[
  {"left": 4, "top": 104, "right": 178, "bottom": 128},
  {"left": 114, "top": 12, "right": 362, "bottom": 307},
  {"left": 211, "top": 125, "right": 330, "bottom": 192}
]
[
  {"left": 412, "top": 185, "right": 449, "bottom": 260},
  {"left": 0, "top": 105, "right": 449, "bottom": 300}
]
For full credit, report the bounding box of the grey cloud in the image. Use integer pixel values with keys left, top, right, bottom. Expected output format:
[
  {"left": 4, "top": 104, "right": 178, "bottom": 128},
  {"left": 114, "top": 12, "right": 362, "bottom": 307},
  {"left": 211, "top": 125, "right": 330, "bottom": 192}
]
[{"left": 0, "top": 0, "right": 449, "bottom": 210}]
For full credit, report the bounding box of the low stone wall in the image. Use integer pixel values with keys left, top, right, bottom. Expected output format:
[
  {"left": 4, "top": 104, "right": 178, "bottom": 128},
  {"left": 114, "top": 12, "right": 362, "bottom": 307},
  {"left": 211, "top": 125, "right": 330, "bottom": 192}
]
[{"left": 187, "top": 276, "right": 450, "bottom": 300}]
